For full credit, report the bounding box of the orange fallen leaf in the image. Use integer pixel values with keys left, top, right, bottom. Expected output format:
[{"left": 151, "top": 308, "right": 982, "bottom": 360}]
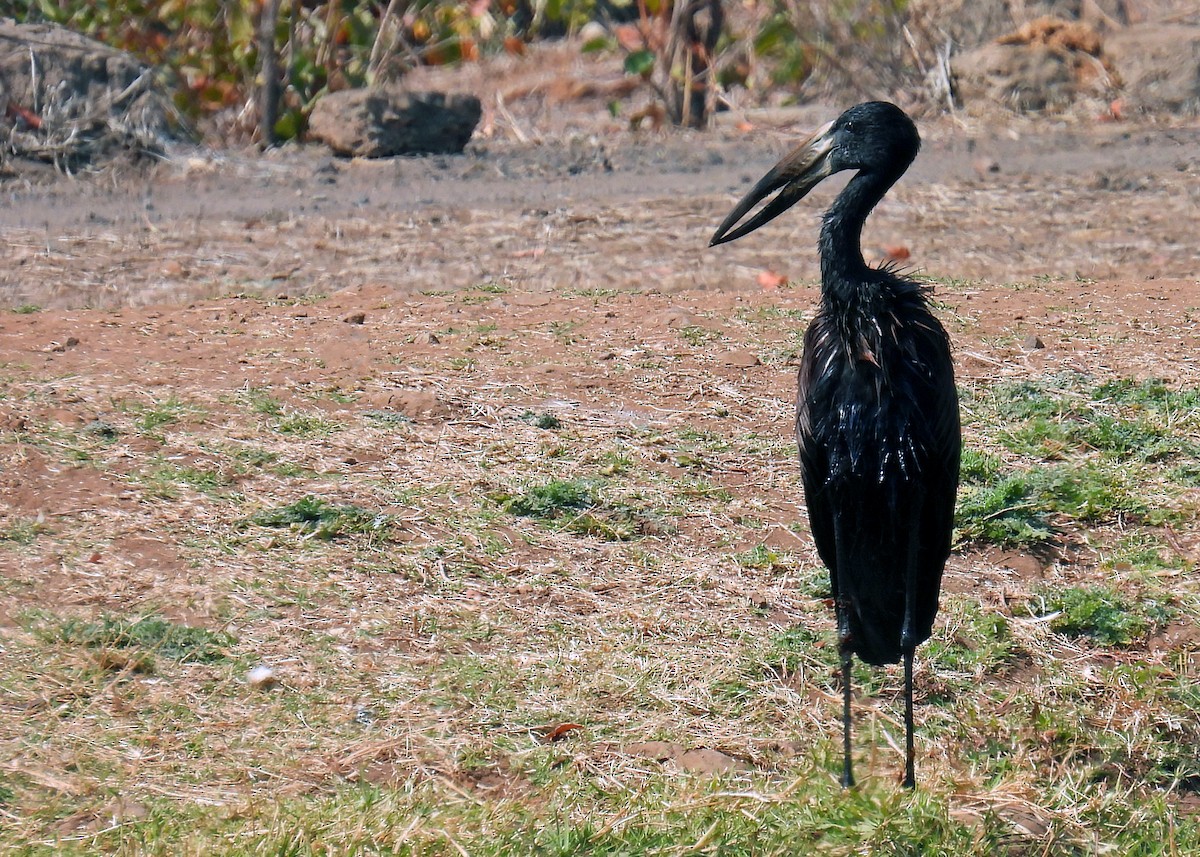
[
  {"left": 614, "top": 24, "right": 643, "bottom": 53},
  {"left": 882, "top": 245, "right": 910, "bottom": 263},
  {"left": 546, "top": 723, "right": 584, "bottom": 742},
  {"left": 735, "top": 120, "right": 754, "bottom": 133},
  {"left": 757, "top": 270, "right": 788, "bottom": 290}
]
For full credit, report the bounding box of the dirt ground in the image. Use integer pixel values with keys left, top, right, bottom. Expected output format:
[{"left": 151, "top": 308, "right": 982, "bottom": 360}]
[
  {"left": 2, "top": 87, "right": 1198, "bottom": 641},
  {"left": 1, "top": 82, "right": 1198, "bottom": 385},
  {"left": 2, "top": 45, "right": 1200, "bottom": 842},
  {"left": 2, "top": 67, "right": 1200, "bottom": 603}
]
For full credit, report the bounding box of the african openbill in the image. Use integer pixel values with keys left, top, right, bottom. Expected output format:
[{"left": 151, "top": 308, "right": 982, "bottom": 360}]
[{"left": 710, "top": 102, "right": 960, "bottom": 788}]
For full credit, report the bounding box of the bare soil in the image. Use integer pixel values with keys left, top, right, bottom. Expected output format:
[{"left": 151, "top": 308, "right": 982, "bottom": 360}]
[
  {"left": 2, "top": 83, "right": 1200, "bottom": 617},
  {"left": 3, "top": 103, "right": 1198, "bottom": 640}
]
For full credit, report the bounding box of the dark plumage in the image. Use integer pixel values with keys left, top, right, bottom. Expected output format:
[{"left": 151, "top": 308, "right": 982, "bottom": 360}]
[{"left": 710, "top": 102, "right": 961, "bottom": 788}]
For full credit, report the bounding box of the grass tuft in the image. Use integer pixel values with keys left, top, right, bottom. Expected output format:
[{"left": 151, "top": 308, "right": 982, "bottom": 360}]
[
  {"left": 50, "top": 614, "right": 234, "bottom": 665},
  {"left": 519, "top": 410, "right": 563, "bottom": 430},
  {"left": 496, "top": 478, "right": 659, "bottom": 540},
  {"left": 1037, "top": 585, "right": 1163, "bottom": 646},
  {"left": 246, "top": 496, "right": 391, "bottom": 540}
]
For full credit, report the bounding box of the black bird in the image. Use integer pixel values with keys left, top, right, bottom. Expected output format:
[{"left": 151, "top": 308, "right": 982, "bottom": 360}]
[{"left": 710, "top": 102, "right": 960, "bottom": 788}]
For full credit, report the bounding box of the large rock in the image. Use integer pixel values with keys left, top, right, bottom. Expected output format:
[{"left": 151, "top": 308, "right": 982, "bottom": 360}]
[
  {"left": 1105, "top": 24, "right": 1200, "bottom": 113},
  {"left": 0, "top": 21, "right": 176, "bottom": 153},
  {"left": 307, "top": 89, "right": 481, "bottom": 157}
]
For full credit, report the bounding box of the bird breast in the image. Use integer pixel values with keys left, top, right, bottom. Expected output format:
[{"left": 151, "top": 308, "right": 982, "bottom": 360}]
[{"left": 800, "top": 312, "right": 943, "bottom": 487}]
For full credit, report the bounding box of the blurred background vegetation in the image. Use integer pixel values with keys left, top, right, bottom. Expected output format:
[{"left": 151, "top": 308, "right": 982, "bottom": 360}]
[{"left": 7, "top": 1, "right": 920, "bottom": 142}]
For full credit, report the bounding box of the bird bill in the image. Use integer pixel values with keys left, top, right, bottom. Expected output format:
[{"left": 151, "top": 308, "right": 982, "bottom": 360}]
[{"left": 710, "top": 120, "right": 835, "bottom": 246}]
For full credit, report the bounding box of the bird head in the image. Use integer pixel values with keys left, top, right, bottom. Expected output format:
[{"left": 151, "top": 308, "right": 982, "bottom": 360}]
[{"left": 709, "top": 101, "right": 920, "bottom": 247}]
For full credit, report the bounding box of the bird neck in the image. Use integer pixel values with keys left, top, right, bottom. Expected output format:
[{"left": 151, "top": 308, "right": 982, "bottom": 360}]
[{"left": 818, "top": 169, "right": 898, "bottom": 306}]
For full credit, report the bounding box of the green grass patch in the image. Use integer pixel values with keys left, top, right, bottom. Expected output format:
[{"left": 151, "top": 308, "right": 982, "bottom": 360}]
[
  {"left": 245, "top": 496, "right": 390, "bottom": 541},
  {"left": 733, "top": 544, "right": 792, "bottom": 571},
  {"left": 1035, "top": 585, "right": 1166, "bottom": 646},
  {"left": 140, "top": 462, "right": 233, "bottom": 499},
  {"left": 0, "top": 517, "right": 47, "bottom": 545},
  {"left": 958, "top": 374, "right": 1200, "bottom": 548},
  {"left": 234, "top": 386, "right": 284, "bottom": 416},
  {"left": 120, "top": 395, "right": 202, "bottom": 435},
  {"left": 495, "top": 478, "right": 658, "bottom": 541},
  {"left": 925, "top": 601, "right": 1014, "bottom": 677},
  {"left": 48, "top": 614, "right": 233, "bottom": 665},
  {"left": 679, "top": 324, "right": 723, "bottom": 346},
  {"left": 274, "top": 411, "right": 340, "bottom": 437},
  {"left": 955, "top": 471, "right": 1052, "bottom": 548}
]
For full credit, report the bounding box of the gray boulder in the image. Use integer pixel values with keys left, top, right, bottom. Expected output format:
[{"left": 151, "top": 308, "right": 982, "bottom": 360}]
[{"left": 307, "top": 88, "right": 481, "bottom": 158}]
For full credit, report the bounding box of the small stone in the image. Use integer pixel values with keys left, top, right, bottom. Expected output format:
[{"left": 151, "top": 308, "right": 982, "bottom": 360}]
[
  {"left": 579, "top": 21, "right": 607, "bottom": 44},
  {"left": 343, "top": 312, "right": 366, "bottom": 325},
  {"left": 1021, "top": 334, "right": 1045, "bottom": 351},
  {"left": 247, "top": 665, "right": 277, "bottom": 689},
  {"left": 414, "top": 331, "right": 440, "bottom": 345}
]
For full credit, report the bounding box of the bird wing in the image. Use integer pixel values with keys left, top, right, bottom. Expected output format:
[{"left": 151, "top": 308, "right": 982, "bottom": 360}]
[{"left": 796, "top": 303, "right": 960, "bottom": 664}]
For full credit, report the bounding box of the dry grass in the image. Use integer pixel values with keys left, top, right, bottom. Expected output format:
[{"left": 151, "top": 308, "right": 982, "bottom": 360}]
[
  {"left": 1, "top": 264, "right": 1198, "bottom": 853},
  {"left": 2, "top": 128, "right": 1200, "bottom": 851}
]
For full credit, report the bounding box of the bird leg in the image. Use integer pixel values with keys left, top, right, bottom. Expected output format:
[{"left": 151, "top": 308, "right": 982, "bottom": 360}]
[
  {"left": 899, "top": 491, "right": 923, "bottom": 789},
  {"left": 903, "top": 650, "right": 915, "bottom": 789},
  {"left": 840, "top": 640, "right": 855, "bottom": 788}
]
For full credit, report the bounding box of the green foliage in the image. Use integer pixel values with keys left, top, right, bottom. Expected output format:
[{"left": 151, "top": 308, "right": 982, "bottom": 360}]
[
  {"left": 51, "top": 614, "right": 234, "bottom": 664},
  {"left": 145, "top": 463, "right": 231, "bottom": 498},
  {"left": 767, "top": 624, "right": 829, "bottom": 674},
  {"left": 733, "top": 544, "right": 790, "bottom": 571},
  {"left": 23, "top": 1, "right": 261, "bottom": 118},
  {"left": 14, "top": 0, "right": 593, "bottom": 142},
  {"left": 1040, "top": 585, "right": 1161, "bottom": 646},
  {"left": 126, "top": 395, "right": 197, "bottom": 434},
  {"left": 989, "top": 374, "right": 1200, "bottom": 463},
  {"left": 925, "top": 602, "right": 1013, "bottom": 676},
  {"left": 623, "top": 49, "right": 655, "bottom": 78},
  {"left": 678, "top": 325, "right": 723, "bottom": 346},
  {"left": 274, "top": 411, "right": 339, "bottom": 437},
  {"left": 236, "top": 386, "right": 284, "bottom": 417},
  {"left": 0, "top": 517, "right": 47, "bottom": 545},
  {"left": 247, "top": 495, "right": 389, "bottom": 541},
  {"left": 746, "top": 0, "right": 915, "bottom": 91}
]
